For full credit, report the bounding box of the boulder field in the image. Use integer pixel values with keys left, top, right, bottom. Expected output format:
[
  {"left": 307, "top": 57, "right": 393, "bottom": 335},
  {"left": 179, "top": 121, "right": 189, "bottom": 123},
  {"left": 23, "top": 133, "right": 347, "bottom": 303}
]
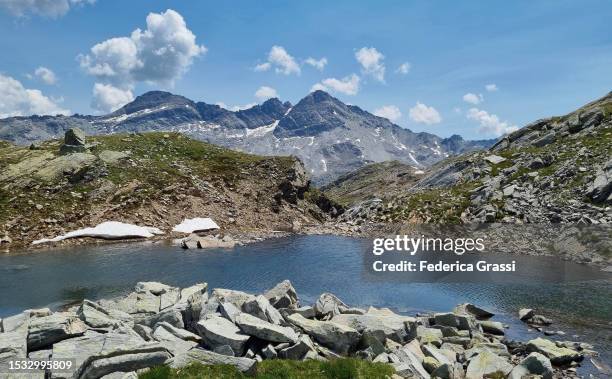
[{"left": 0, "top": 280, "right": 596, "bottom": 378}]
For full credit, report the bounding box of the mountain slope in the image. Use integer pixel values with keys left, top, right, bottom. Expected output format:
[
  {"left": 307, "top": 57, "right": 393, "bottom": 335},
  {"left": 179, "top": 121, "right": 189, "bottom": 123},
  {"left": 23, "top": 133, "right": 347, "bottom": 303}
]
[
  {"left": 0, "top": 132, "right": 339, "bottom": 249},
  {"left": 321, "top": 161, "right": 425, "bottom": 206},
  {"left": 331, "top": 91, "right": 612, "bottom": 224},
  {"left": 0, "top": 90, "right": 494, "bottom": 184}
]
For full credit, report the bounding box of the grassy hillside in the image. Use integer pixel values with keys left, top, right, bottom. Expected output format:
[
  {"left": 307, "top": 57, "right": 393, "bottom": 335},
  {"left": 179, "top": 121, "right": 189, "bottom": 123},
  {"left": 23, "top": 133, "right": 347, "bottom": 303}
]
[{"left": 0, "top": 132, "right": 334, "bottom": 248}]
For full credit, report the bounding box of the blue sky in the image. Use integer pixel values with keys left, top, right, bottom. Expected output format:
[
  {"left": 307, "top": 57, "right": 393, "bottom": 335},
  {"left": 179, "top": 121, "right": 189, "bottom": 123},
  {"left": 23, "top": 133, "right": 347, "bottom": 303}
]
[{"left": 0, "top": 0, "right": 611, "bottom": 139}]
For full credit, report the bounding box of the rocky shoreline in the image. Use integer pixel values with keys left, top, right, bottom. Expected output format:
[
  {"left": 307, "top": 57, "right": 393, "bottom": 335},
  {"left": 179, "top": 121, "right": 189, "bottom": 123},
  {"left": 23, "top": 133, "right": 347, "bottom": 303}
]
[{"left": 0, "top": 280, "right": 603, "bottom": 379}]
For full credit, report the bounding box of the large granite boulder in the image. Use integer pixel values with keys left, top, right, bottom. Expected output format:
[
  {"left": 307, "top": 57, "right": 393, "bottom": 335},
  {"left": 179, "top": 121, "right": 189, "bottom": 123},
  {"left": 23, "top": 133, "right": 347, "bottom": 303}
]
[
  {"left": 152, "top": 325, "right": 198, "bottom": 354},
  {"left": 527, "top": 337, "right": 583, "bottom": 365},
  {"left": 314, "top": 293, "right": 348, "bottom": 318},
  {"left": 242, "top": 295, "right": 283, "bottom": 325},
  {"left": 509, "top": 352, "right": 554, "bottom": 379},
  {"left": 0, "top": 331, "right": 27, "bottom": 365},
  {"left": 51, "top": 331, "right": 171, "bottom": 379},
  {"left": 27, "top": 312, "right": 87, "bottom": 350},
  {"left": 453, "top": 303, "right": 494, "bottom": 319},
  {"left": 277, "top": 334, "right": 318, "bottom": 360},
  {"left": 332, "top": 309, "right": 416, "bottom": 343},
  {"left": 136, "top": 308, "right": 183, "bottom": 330},
  {"left": 286, "top": 313, "right": 359, "bottom": 354},
  {"left": 195, "top": 315, "right": 249, "bottom": 356},
  {"left": 78, "top": 300, "right": 133, "bottom": 329},
  {"left": 465, "top": 350, "right": 513, "bottom": 379},
  {"left": 391, "top": 347, "right": 430, "bottom": 379},
  {"left": 477, "top": 320, "right": 505, "bottom": 335},
  {"left": 264, "top": 280, "right": 299, "bottom": 309},
  {"left": 212, "top": 289, "right": 255, "bottom": 309},
  {"left": 434, "top": 312, "right": 478, "bottom": 332},
  {"left": 234, "top": 313, "right": 298, "bottom": 343}
]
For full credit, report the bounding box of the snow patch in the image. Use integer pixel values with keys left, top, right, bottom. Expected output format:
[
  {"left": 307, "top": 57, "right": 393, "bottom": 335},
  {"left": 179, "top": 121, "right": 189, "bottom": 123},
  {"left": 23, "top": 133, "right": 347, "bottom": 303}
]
[
  {"left": 408, "top": 153, "right": 420, "bottom": 165},
  {"left": 321, "top": 159, "right": 328, "bottom": 172},
  {"left": 32, "top": 221, "right": 164, "bottom": 245},
  {"left": 246, "top": 120, "right": 278, "bottom": 137},
  {"left": 173, "top": 218, "right": 220, "bottom": 234},
  {"left": 414, "top": 170, "right": 425, "bottom": 174},
  {"left": 100, "top": 106, "right": 169, "bottom": 124}
]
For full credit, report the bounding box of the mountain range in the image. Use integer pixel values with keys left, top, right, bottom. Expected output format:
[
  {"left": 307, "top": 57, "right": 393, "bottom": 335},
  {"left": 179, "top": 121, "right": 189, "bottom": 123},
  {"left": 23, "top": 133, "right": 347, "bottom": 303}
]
[{"left": 0, "top": 90, "right": 495, "bottom": 184}]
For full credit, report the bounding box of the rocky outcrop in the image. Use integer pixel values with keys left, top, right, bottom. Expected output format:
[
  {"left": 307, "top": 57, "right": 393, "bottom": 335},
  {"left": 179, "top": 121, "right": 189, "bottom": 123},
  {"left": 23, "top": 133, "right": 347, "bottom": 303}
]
[
  {"left": 59, "top": 128, "right": 89, "bottom": 155},
  {"left": 0, "top": 280, "right": 596, "bottom": 378},
  {"left": 588, "top": 158, "right": 612, "bottom": 203},
  {"left": 331, "top": 91, "right": 612, "bottom": 230}
]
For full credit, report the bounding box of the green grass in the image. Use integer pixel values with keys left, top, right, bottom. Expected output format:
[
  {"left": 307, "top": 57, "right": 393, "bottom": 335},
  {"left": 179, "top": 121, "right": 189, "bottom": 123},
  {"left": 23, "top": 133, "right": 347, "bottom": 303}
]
[
  {"left": 139, "top": 359, "right": 394, "bottom": 379},
  {"left": 602, "top": 103, "right": 612, "bottom": 119},
  {"left": 0, "top": 132, "right": 301, "bottom": 231},
  {"left": 490, "top": 159, "right": 513, "bottom": 177},
  {"left": 389, "top": 181, "right": 479, "bottom": 224}
]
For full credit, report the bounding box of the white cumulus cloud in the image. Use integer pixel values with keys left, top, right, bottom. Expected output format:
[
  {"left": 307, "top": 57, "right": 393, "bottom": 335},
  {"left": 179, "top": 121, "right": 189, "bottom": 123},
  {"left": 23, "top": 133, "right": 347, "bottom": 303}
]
[
  {"left": 396, "top": 62, "right": 411, "bottom": 75},
  {"left": 254, "top": 86, "right": 278, "bottom": 101},
  {"left": 305, "top": 57, "right": 327, "bottom": 71},
  {"left": 79, "top": 8, "right": 205, "bottom": 107},
  {"left": 467, "top": 108, "right": 518, "bottom": 136},
  {"left": 255, "top": 46, "right": 301, "bottom": 75},
  {"left": 91, "top": 83, "right": 134, "bottom": 113},
  {"left": 485, "top": 83, "right": 498, "bottom": 92},
  {"left": 33, "top": 66, "right": 57, "bottom": 85},
  {"left": 463, "top": 92, "right": 483, "bottom": 105},
  {"left": 79, "top": 9, "right": 205, "bottom": 113},
  {"left": 355, "top": 47, "right": 385, "bottom": 83},
  {"left": 311, "top": 74, "right": 360, "bottom": 96},
  {"left": 0, "top": 73, "right": 69, "bottom": 118},
  {"left": 374, "top": 105, "right": 401, "bottom": 122},
  {"left": 253, "top": 62, "right": 271, "bottom": 72},
  {"left": 408, "top": 102, "right": 442, "bottom": 125},
  {"left": 0, "top": 0, "right": 95, "bottom": 18}
]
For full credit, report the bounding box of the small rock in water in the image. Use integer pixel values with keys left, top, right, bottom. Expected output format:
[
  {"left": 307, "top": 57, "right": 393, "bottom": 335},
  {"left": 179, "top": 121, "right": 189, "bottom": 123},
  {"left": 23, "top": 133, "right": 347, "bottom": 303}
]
[
  {"left": 529, "top": 314, "right": 553, "bottom": 326},
  {"left": 519, "top": 308, "right": 535, "bottom": 321}
]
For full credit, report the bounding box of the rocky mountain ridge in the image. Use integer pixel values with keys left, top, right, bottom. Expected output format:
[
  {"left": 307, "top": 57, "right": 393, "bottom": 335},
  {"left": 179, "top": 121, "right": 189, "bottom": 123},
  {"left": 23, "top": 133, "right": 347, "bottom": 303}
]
[
  {"left": 327, "top": 91, "right": 612, "bottom": 228},
  {"left": 0, "top": 90, "right": 494, "bottom": 184}
]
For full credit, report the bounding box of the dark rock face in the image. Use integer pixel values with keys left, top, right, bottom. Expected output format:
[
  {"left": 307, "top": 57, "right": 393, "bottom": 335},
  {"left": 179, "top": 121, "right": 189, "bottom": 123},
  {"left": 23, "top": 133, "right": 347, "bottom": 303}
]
[
  {"left": 274, "top": 90, "right": 352, "bottom": 138},
  {"left": 0, "top": 90, "right": 494, "bottom": 183},
  {"left": 237, "top": 98, "right": 290, "bottom": 129}
]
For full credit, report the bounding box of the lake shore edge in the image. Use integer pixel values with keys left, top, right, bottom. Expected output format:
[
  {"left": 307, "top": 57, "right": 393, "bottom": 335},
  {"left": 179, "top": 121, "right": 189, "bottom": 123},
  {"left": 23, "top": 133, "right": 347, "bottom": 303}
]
[{"left": 0, "top": 279, "right": 603, "bottom": 379}]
